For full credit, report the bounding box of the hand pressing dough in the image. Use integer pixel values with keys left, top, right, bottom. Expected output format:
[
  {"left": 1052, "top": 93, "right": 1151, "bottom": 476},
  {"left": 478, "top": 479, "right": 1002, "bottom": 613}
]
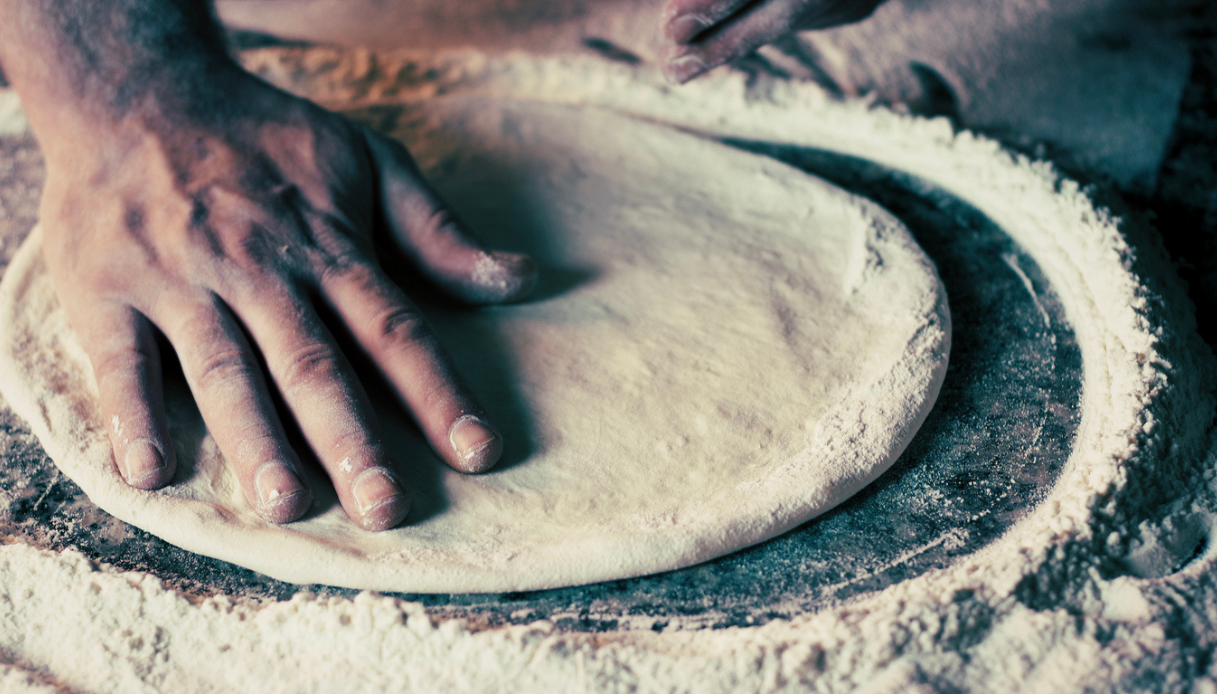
[{"left": 0, "top": 98, "right": 949, "bottom": 593}]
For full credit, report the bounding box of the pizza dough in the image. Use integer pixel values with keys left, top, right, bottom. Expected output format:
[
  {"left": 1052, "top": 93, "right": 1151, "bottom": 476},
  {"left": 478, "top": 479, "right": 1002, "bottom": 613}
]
[{"left": 0, "top": 97, "right": 949, "bottom": 593}]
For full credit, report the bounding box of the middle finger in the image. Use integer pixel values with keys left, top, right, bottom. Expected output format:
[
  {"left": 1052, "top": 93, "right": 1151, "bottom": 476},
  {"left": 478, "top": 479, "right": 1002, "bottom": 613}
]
[
  {"left": 227, "top": 278, "right": 411, "bottom": 531},
  {"left": 157, "top": 294, "right": 313, "bottom": 524}
]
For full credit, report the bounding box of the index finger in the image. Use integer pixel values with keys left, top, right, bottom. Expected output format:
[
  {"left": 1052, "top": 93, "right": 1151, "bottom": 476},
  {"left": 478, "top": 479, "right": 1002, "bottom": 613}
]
[{"left": 319, "top": 257, "right": 504, "bottom": 474}]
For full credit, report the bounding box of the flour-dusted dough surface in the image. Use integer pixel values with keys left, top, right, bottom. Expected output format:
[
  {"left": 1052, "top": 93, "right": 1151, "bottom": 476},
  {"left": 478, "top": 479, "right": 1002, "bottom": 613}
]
[{"left": 0, "top": 98, "right": 949, "bottom": 593}]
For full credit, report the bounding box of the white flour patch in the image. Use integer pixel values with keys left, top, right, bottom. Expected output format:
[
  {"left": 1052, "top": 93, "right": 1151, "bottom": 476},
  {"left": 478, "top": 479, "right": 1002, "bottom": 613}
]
[{"left": 0, "top": 90, "right": 27, "bottom": 136}]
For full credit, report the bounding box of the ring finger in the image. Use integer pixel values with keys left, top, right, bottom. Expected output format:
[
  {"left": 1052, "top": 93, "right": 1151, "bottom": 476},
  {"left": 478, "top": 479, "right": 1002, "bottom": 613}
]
[{"left": 157, "top": 293, "right": 313, "bottom": 524}]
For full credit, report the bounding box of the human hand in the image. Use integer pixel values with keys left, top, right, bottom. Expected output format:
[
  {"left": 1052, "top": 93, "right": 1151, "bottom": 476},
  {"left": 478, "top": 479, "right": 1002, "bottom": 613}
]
[
  {"left": 36, "top": 66, "right": 535, "bottom": 531},
  {"left": 659, "top": 0, "right": 886, "bottom": 82}
]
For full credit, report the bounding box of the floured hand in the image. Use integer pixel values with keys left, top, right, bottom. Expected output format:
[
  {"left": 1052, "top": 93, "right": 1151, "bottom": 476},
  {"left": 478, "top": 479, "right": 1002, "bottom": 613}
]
[
  {"left": 660, "top": 0, "right": 887, "bottom": 82},
  {"left": 0, "top": 0, "right": 534, "bottom": 531}
]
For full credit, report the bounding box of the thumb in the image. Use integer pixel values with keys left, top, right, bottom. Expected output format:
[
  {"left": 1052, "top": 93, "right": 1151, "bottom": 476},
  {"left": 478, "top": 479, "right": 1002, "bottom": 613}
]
[{"left": 362, "top": 124, "right": 537, "bottom": 305}]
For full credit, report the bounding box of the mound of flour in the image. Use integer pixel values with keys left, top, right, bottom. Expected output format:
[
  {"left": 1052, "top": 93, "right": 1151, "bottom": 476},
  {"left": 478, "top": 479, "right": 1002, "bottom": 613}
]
[{"left": 0, "top": 50, "right": 1215, "bottom": 692}]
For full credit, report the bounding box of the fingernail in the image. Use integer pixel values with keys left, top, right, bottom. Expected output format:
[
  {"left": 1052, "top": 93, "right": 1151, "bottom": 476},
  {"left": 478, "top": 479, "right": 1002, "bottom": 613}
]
[
  {"left": 668, "top": 14, "right": 708, "bottom": 43},
  {"left": 665, "top": 54, "right": 708, "bottom": 84},
  {"left": 255, "top": 462, "right": 308, "bottom": 511},
  {"left": 123, "top": 439, "right": 166, "bottom": 486},
  {"left": 351, "top": 467, "right": 410, "bottom": 530},
  {"left": 449, "top": 414, "right": 503, "bottom": 472}
]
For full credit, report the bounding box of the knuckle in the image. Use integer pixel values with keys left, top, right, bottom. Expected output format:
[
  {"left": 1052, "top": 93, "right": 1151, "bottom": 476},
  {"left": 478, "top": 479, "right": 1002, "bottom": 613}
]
[
  {"left": 316, "top": 251, "right": 369, "bottom": 287},
  {"left": 409, "top": 203, "right": 464, "bottom": 243},
  {"left": 371, "top": 307, "right": 434, "bottom": 351},
  {"left": 193, "top": 348, "right": 259, "bottom": 392},
  {"left": 92, "top": 346, "right": 156, "bottom": 383},
  {"left": 233, "top": 227, "right": 281, "bottom": 270},
  {"left": 277, "top": 342, "right": 343, "bottom": 392}
]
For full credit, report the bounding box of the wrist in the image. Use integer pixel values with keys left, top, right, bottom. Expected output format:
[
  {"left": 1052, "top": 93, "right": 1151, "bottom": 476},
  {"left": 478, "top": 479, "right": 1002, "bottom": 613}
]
[
  {"left": 0, "top": 0, "right": 240, "bottom": 156},
  {"left": 30, "top": 58, "right": 257, "bottom": 168}
]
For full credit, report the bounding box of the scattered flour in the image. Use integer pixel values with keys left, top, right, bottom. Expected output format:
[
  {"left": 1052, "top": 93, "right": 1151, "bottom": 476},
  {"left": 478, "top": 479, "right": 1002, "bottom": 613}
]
[{"left": 0, "top": 49, "right": 1213, "bottom": 692}]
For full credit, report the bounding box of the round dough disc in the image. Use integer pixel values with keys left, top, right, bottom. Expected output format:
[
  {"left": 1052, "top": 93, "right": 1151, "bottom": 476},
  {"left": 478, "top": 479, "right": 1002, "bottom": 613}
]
[{"left": 0, "top": 98, "right": 949, "bottom": 593}]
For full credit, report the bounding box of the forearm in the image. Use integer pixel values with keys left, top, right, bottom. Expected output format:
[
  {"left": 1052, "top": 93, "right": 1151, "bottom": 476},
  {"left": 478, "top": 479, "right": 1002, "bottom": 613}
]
[{"left": 0, "top": 0, "right": 238, "bottom": 157}]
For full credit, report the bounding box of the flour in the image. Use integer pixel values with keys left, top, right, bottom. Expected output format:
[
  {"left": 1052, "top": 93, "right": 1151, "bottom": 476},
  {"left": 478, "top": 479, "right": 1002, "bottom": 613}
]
[
  {"left": 0, "top": 91, "right": 25, "bottom": 137},
  {"left": 0, "top": 49, "right": 1213, "bottom": 692}
]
